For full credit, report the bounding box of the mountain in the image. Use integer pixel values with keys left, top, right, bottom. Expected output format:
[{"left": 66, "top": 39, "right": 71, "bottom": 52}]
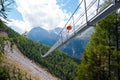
[
  {"left": 51, "top": 27, "right": 62, "bottom": 35},
  {"left": 60, "top": 37, "right": 89, "bottom": 59},
  {"left": 27, "top": 26, "right": 94, "bottom": 59},
  {"left": 27, "top": 27, "right": 58, "bottom": 45}
]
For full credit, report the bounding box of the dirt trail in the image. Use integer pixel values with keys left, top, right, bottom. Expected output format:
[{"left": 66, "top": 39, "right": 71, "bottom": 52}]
[{"left": 4, "top": 42, "right": 59, "bottom": 80}]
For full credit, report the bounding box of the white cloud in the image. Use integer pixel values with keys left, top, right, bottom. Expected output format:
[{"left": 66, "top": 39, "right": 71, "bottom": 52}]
[
  {"left": 7, "top": 19, "right": 31, "bottom": 34},
  {"left": 7, "top": 0, "right": 105, "bottom": 34},
  {"left": 14, "top": 0, "right": 70, "bottom": 31}
]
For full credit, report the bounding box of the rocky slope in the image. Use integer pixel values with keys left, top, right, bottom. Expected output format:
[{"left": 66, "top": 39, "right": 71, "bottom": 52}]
[{"left": 1, "top": 32, "right": 59, "bottom": 80}]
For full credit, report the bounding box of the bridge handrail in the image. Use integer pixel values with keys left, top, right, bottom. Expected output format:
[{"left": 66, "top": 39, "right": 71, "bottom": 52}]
[{"left": 40, "top": 0, "right": 120, "bottom": 57}]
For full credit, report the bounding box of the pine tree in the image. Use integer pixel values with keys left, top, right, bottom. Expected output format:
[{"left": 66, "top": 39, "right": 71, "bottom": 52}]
[
  {"left": 77, "top": 12, "right": 120, "bottom": 80},
  {"left": 0, "top": 0, "right": 14, "bottom": 19}
]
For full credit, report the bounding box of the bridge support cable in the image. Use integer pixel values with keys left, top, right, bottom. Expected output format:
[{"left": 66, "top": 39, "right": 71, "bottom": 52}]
[
  {"left": 40, "top": 0, "right": 120, "bottom": 57},
  {"left": 84, "top": 0, "right": 89, "bottom": 25},
  {"left": 72, "top": 16, "right": 76, "bottom": 34}
]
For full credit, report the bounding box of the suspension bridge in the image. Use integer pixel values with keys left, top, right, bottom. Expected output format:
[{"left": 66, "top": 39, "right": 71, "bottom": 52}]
[{"left": 41, "top": 0, "right": 120, "bottom": 57}]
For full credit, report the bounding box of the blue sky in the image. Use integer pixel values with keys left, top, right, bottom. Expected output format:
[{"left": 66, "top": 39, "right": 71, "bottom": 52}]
[
  {"left": 6, "top": 0, "right": 101, "bottom": 34},
  {"left": 57, "top": 0, "right": 79, "bottom": 13},
  {"left": 5, "top": 0, "right": 80, "bottom": 34}
]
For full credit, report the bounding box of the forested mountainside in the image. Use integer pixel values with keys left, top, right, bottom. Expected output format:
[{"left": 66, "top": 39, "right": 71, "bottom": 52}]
[
  {"left": 0, "top": 20, "right": 79, "bottom": 80},
  {"left": 77, "top": 13, "right": 120, "bottom": 80}
]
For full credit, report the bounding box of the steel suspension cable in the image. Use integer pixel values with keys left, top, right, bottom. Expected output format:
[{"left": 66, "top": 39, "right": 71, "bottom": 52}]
[
  {"left": 55, "top": 0, "right": 84, "bottom": 40},
  {"left": 74, "top": 0, "right": 98, "bottom": 24}
]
